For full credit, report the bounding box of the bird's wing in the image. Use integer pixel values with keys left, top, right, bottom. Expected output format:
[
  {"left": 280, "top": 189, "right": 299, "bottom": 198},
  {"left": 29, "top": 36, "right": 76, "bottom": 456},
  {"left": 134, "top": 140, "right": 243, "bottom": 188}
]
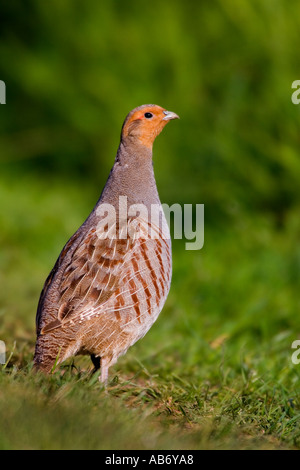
[
  {"left": 36, "top": 230, "right": 82, "bottom": 333},
  {"left": 40, "top": 216, "right": 157, "bottom": 334}
]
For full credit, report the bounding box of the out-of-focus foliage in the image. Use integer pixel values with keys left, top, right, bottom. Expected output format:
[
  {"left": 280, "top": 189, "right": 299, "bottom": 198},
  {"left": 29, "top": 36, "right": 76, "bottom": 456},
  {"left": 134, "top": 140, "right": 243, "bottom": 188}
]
[{"left": 1, "top": 0, "right": 300, "bottom": 226}]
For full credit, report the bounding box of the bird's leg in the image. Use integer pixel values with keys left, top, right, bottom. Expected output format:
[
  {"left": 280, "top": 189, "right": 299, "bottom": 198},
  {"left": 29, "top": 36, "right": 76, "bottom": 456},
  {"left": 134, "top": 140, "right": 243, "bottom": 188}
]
[
  {"left": 91, "top": 354, "right": 109, "bottom": 386},
  {"left": 90, "top": 354, "right": 101, "bottom": 372},
  {"left": 100, "top": 356, "right": 109, "bottom": 385}
]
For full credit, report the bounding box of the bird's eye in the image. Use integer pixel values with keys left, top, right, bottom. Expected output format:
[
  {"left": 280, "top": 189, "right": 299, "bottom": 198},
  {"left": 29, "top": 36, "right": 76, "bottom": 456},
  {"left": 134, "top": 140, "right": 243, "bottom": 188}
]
[{"left": 144, "top": 112, "right": 153, "bottom": 119}]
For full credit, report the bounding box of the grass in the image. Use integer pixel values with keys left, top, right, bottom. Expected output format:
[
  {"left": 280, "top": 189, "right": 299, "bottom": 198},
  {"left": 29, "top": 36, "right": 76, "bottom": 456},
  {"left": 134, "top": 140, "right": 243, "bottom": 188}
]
[{"left": 0, "top": 171, "right": 299, "bottom": 450}]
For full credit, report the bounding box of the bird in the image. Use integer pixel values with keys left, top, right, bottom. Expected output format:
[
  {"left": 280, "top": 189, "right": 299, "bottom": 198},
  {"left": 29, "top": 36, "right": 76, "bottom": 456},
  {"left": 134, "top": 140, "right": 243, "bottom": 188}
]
[{"left": 34, "top": 104, "right": 179, "bottom": 383}]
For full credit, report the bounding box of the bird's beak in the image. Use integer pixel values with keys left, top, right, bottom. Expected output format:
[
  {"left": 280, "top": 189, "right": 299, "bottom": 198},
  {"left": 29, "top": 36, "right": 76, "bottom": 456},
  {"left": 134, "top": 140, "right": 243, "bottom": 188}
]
[{"left": 162, "top": 110, "right": 180, "bottom": 121}]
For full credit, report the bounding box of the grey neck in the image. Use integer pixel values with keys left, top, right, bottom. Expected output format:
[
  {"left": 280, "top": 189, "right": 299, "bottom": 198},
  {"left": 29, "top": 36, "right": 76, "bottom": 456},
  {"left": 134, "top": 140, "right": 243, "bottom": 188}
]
[{"left": 97, "top": 139, "right": 160, "bottom": 209}]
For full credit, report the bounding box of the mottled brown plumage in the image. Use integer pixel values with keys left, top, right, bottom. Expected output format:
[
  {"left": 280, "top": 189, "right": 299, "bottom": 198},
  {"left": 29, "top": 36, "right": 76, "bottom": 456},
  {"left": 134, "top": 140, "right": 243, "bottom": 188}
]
[{"left": 34, "top": 104, "right": 179, "bottom": 382}]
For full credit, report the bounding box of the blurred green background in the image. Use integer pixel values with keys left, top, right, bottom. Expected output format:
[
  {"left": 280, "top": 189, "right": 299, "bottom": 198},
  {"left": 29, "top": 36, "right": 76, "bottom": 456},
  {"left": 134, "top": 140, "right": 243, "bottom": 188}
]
[
  {"left": 1, "top": 0, "right": 300, "bottom": 216},
  {"left": 1, "top": 0, "right": 300, "bottom": 321},
  {"left": 0, "top": 0, "right": 300, "bottom": 450}
]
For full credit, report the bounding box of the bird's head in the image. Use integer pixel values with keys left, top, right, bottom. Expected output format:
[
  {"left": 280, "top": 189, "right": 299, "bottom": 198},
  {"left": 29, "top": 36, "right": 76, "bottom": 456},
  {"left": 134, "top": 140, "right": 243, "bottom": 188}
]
[{"left": 121, "top": 104, "right": 179, "bottom": 149}]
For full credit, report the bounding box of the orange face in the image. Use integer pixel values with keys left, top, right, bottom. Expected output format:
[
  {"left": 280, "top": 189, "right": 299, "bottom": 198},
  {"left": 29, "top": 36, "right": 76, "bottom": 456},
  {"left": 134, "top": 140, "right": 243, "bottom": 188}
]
[{"left": 122, "top": 104, "right": 179, "bottom": 148}]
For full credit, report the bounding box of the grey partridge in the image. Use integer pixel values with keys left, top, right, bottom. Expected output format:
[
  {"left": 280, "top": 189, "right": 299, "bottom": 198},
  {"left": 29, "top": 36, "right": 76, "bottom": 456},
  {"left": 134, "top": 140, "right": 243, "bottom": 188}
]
[{"left": 34, "top": 104, "right": 179, "bottom": 383}]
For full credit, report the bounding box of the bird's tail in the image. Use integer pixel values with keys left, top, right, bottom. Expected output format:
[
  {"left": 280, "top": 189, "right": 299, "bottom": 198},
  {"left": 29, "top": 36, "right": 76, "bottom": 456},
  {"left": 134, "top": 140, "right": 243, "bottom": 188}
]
[{"left": 33, "top": 333, "right": 63, "bottom": 374}]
